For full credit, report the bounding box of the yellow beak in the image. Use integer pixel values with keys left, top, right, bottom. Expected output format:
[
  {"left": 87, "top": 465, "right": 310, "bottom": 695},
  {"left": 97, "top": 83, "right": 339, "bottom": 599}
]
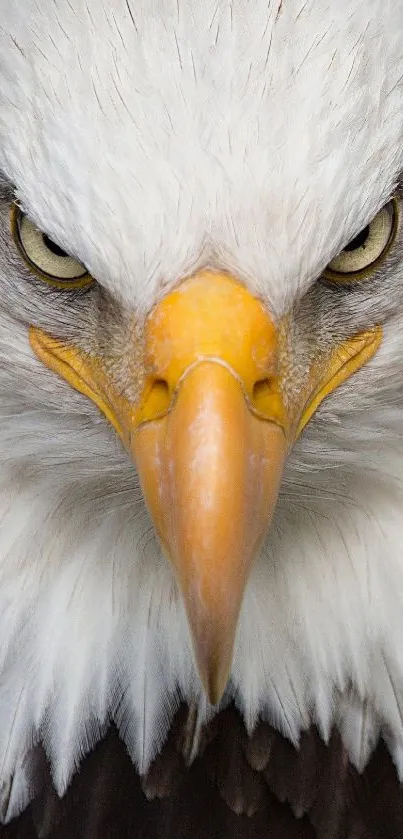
[
  {"left": 29, "top": 271, "right": 381, "bottom": 704},
  {"left": 132, "top": 273, "right": 289, "bottom": 702}
]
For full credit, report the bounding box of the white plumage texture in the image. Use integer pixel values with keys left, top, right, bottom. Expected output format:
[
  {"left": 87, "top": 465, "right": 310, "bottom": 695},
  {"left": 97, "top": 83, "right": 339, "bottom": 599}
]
[{"left": 0, "top": 0, "right": 403, "bottom": 822}]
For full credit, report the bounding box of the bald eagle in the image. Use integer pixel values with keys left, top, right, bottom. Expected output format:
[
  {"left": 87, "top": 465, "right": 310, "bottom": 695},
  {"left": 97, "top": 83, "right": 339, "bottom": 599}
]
[{"left": 0, "top": 1, "right": 403, "bottom": 836}]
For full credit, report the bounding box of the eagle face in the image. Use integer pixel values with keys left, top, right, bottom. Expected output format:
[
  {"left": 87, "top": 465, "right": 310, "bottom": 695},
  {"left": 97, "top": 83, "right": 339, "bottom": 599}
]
[{"left": 1, "top": 0, "right": 403, "bottom": 821}]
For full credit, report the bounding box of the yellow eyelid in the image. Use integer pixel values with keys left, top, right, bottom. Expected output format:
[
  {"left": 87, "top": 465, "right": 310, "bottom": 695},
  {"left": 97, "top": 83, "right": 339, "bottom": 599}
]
[
  {"left": 323, "top": 196, "right": 399, "bottom": 284},
  {"left": 10, "top": 203, "right": 94, "bottom": 291}
]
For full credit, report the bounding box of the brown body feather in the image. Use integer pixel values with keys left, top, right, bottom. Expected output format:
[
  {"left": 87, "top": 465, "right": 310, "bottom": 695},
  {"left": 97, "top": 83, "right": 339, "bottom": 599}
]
[{"left": 2, "top": 707, "right": 403, "bottom": 838}]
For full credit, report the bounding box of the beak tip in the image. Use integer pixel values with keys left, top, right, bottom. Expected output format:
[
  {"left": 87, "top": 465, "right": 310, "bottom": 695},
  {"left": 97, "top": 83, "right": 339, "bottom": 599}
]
[
  {"left": 206, "top": 682, "right": 227, "bottom": 707},
  {"left": 198, "top": 656, "right": 231, "bottom": 706}
]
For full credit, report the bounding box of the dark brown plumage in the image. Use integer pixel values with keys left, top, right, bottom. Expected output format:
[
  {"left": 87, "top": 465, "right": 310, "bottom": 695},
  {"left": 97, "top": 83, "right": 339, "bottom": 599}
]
[{"left": 2, "top": 707, "right": 403, "bottom": 839}]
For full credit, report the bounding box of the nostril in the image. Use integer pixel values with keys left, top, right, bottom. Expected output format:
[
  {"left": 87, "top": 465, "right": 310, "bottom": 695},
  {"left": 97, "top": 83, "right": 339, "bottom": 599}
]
[
  {"left": 253, "top": 378, "right": 272, "bottom": 398},
  {"left": 144, "top": 378, "right": 171, "bottom": 418},
  {"left": 153, "top": 378, "right": 170, "bottom": 398},
  {"left": 252, "top": 378, "right": 274, "bottom": 412}
]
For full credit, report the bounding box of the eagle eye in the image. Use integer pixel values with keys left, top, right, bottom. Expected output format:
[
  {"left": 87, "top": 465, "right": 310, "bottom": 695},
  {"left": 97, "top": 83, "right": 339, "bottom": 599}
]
[
  {"left": 11, "top": 205, "right": 92, "bottom": 290},
  {"left": 324, "top": 197, "right": 398, "bottom": 282}
]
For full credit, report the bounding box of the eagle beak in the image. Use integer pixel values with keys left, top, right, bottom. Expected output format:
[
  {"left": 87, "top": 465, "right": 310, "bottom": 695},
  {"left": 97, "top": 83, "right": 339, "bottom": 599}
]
[
  {"left": 29, "top": 270, "right": 381, "bottom": 705},
  {"left": 131, "top": 273, "right": 287, "bottom": 702},
  {"left": 134, "top": 366, "right": 286, "bottom": 703}
]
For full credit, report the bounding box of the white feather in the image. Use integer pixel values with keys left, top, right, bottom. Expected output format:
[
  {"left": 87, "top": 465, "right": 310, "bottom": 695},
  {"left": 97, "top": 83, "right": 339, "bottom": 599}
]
[{"left": 0, "top": 0, "right": 402, "bottom": 314}]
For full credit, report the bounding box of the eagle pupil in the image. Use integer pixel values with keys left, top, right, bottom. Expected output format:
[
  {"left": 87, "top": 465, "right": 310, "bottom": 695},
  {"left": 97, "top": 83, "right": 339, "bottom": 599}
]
[
  {"left": 344, "top": 225, "right": 370, "bottom": 252},
  {"left": 42, "top": 234, "right": 68, "bottom": 258}
]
